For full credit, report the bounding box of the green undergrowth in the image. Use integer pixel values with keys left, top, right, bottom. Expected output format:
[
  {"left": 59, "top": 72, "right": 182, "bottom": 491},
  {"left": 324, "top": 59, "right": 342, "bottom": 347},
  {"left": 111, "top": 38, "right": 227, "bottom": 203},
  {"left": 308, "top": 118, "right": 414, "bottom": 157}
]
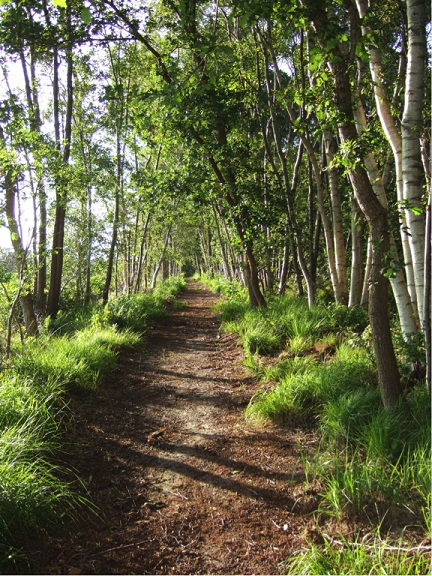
[
  {"left": 13, "top": 327, "right": 140, "bottom": 393},
  {"left": 0, "top": 276, "right": 186, "bottom": 570},
  {"left": 214, "top": 293, "right": 369, "bottom": 357},
  {"left": 210, "top": 278, "right": 430, "bottom": 575},
  {"left": 245, "top": 344, "right": 375, "bottom": 424},
  {"left": 49, "top": 275, "right": 187, "bottom": 337},
  {"left": 286, "top": 531, "right": 431, "bottom": 575},
  {"left": 104, "top": 276, "right": 186, "bottom": 334},
  {"left": 195, "top": 272, "right": 246, "bottom": 300}
]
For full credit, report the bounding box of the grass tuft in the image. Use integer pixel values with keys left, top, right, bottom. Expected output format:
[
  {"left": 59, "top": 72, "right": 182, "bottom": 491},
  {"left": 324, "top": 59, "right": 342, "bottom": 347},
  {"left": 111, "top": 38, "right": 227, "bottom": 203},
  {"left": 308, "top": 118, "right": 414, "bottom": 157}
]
[
  {"left": 246, "top": 346, "right": 374, "bottom": 424},
  {"left": 287, "top": 532, "right": 431, "bottom": 575}
]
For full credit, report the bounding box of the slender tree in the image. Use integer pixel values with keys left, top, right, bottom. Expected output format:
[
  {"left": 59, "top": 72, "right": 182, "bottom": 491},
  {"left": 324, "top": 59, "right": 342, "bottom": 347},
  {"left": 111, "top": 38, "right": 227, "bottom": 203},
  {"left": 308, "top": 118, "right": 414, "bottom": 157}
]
[{"left": 46, "top": 2, "right": 74, "bottom": 318}]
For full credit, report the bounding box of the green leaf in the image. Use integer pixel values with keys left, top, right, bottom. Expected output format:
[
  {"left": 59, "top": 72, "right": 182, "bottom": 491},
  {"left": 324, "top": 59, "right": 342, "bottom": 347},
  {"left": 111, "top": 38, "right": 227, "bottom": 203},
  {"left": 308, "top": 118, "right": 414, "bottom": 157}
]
[
  {"left": 81, "top": 7, "right": 91, "bottom": 24},
  {"left": 0, "top": 0, "right": 11, "bottom": 5},
  {"left": 408, "top": 205, "right": 424, "bottom": 215},
  {"left": 52, "top": 0, "right": 67, "bottom": 7}
]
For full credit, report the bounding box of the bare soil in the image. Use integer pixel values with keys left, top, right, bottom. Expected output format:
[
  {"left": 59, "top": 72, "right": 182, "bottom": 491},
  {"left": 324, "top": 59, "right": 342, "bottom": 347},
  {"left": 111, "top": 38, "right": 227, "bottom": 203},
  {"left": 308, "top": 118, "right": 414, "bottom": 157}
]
[{"left": 22, "top": 282, "right": 340, "bottom": 575}]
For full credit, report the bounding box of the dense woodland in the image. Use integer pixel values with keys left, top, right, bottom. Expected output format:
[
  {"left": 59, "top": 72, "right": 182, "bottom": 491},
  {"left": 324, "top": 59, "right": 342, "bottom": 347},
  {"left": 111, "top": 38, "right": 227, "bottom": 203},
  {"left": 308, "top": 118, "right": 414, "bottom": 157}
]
[
  {"left": 0, "top": 0, "right": 431, "bottom": 405},
  {"left": 0, "top": 0, "right": 431, "bottom": 571}
]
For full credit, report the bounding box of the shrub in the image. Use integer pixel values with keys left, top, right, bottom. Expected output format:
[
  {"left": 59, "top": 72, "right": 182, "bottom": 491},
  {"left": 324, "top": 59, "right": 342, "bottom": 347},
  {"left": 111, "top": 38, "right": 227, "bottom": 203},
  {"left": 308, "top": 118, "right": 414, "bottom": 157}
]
[
  {"left": 326, "top": 303, "right": 369, "bottom": 332},
  {"left": 199, "top": 273, "right": 246, "bottom": 298},
  {"left": 105, "top": 293, "right": 165, "bottom": 333},
  {"left": 153, "top": 275, "right": 187, "bottom": 299}
]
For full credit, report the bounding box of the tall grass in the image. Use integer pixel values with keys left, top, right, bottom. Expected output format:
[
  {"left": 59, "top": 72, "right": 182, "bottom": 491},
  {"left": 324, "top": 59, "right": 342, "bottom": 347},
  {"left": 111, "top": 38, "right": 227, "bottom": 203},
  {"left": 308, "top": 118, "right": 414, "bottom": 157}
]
[
  {"left": 216, "top": 294, "right": 333, "bottom": 357},
  {"left": 153, "top": 275, "right": 187, "bottom": 299},
  {"left": 287, "top": 532, "right": 431, "bottom": 575},
  {"left": 0, "top": 376, "right": 85, "bottom": 570},
  {"left": 245, "top": 346, "right": 374, "bottom": 424},
  {"left": 104, "top": 276, "right": 186, "bottom": 333},
  {"left": 197, "top": 272, "right": 246, "bottom": 299},
  {"left": 13, "top": 327, "right": 140, "bottom": 392}
]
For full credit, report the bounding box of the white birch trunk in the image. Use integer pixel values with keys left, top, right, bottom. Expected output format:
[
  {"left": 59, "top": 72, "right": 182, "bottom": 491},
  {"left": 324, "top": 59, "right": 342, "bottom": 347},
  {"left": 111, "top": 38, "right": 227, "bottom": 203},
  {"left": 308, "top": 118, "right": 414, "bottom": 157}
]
[
  {"left": 323, "top": 129, "right": 348, "bottom": 303},
  {"left": 348, "top": 198, "right": 364, "bottom": 307},
  {"left": 361, "top": 236, "right": 372, "bottom": 307},
  {"left": 401, "top": 0, "right": 427, "bottom": 324},
  {"left": 353, "top": 94, "right": 419, "bottom": 333}
]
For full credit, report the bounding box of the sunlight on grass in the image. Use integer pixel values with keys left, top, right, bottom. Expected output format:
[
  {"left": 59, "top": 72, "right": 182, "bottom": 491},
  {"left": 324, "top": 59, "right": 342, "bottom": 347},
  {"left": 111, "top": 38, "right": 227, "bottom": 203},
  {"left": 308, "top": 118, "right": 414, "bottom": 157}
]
[
  {"left": 262, "top": 355, "right": 316, "bottom": 382},
  {"left": 198, "top": 273, "right": 246, "bottom": 299},
  {"left": 286, "top": 532, "right": 431, "bottom": 575},
  {"left": 288, "top": 335, "right": 312, "bottom": 355},
  {"left": 246, "top": 347, "right": 374, "bottom": 424}
]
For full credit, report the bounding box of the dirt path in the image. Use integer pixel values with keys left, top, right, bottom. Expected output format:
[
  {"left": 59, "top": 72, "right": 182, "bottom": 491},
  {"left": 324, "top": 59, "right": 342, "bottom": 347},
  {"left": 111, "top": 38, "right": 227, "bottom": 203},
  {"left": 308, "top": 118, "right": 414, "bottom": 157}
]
[{"left": 26, "top": 282, "right": 320, "bottom": 575}]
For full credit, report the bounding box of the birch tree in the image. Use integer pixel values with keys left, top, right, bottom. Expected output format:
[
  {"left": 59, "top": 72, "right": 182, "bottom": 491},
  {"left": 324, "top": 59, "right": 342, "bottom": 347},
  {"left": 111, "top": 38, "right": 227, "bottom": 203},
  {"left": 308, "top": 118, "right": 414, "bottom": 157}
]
[{"left": 0, "top": 121, "right": 38, "bottom": 336}]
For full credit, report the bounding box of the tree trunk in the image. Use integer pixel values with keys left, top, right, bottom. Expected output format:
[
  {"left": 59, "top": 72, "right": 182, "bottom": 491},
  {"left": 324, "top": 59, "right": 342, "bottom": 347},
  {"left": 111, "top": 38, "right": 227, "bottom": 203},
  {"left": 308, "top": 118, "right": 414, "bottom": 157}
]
[
  {"left": 20, "top": 48, "right": 47, "bottom": 313},
  {"left": 322, "top": 129, "right": 348, "bottom": 303},
  {"left": 243, "top": 245, "right": 266, "bottom": 308},
  {"left": 368, "top": 220, "right": 403, "bottom": 406},
  {"left": 355, "top": 0, "right": 423, "bottom": 329},
  {"left": 151, "top": 225, "right": 173, "bottom": 289},
  {"left": 361, "top": 235, "right": 372, "bottom": 307},
  {"left": 424, "top": 191, "right": 431, "bottom": 393},
  {"left": 135, "top": 212, "right": 151, "bottom": 293},
  {"left": 212, "top": 204, "right": 232, "bottom": 281},
  {"left": 353, "top": 89, "right": 418, "bottom": 333},
  {"left": 217, "top": 203, "right": 238, "bottom": 281},
  {"left": 401, "top": 0, "right": 427, "bottom": 324},
  {"left": 102, "top": 181, "right": 120, "bottom": 304},
  {"left": 85, "top": 185, "right": 93, "bottom": 304},
  {"left": 278, "top": 220, "right": 290, "bottom": 294},
  {"left": 3, "top": 167, "right": 38, "bottom": 337},
  {"left": 336, "top": 91, "right": 402, "bottom": 405},
  {"left": 349, "top": 198, "right": 365, "bottom": 307},
  {"left": 46, "top": 26, "right": 73, "bottom": 318},
  {"left": 102, "top": 94, "right": 125, "bottom": 304}
]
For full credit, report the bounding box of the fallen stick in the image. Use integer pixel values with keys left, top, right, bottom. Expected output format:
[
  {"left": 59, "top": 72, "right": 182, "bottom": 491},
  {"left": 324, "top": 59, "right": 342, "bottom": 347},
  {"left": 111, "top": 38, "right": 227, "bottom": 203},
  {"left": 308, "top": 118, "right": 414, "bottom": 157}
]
[{"left": 148, "top": 426, "right": 168, "bottom": 443}]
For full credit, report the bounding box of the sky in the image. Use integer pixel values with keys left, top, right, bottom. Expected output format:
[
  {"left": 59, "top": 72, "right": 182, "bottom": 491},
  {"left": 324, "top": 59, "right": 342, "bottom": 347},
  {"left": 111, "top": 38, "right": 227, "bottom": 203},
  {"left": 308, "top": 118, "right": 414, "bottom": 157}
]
[
  {"left": 0, "top": 226, "right": 12, "bottom": 249},
  {"left": 0, "top": 227, "right": 12, "bottom": 249}
]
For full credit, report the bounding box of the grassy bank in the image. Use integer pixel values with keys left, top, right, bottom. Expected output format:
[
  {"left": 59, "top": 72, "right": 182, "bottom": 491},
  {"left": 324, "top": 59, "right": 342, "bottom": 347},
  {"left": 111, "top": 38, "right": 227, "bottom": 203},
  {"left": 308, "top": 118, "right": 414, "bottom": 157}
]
[
  {"left": 205, "top": 277, "right": 431, "bottom": 575},
  {"left": 0, "top": 276, "right": 186, "bottom": 570}
]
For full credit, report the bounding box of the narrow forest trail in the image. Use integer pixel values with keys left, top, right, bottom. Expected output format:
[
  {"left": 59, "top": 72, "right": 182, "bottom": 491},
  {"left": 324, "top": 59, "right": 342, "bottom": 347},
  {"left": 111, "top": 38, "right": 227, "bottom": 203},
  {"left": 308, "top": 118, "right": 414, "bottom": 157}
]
[{"left": 26, "top": 282, "right": 323, "bottom": 575}]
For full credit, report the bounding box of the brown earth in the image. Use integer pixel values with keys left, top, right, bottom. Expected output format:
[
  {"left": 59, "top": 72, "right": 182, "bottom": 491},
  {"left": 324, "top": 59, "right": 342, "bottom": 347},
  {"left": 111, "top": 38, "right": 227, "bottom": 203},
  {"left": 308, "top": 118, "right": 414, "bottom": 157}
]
[{"left": 22, "top": 282, "right": 346, "bottom": 575}]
